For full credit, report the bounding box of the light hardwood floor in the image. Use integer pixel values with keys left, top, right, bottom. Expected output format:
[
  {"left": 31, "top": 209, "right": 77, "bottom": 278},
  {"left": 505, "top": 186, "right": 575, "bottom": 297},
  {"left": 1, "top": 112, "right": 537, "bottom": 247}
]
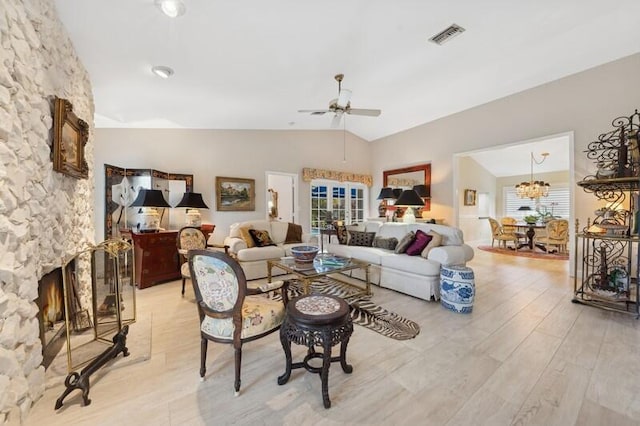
[{"left": 25, "top": 247, "right": 640, "bottom": 425}]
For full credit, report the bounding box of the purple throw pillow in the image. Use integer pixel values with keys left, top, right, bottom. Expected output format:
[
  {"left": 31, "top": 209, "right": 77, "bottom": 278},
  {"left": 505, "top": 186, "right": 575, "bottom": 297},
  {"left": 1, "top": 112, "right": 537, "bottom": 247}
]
[{"left": 405, "top": 230, "right": 433, "bottom": 256}]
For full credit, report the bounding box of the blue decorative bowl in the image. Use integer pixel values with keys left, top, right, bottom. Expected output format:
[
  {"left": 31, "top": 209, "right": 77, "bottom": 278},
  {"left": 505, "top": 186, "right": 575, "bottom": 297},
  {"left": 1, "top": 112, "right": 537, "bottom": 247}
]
[{"left": 290, "top": 245, "right": 319, "bottom": 264}]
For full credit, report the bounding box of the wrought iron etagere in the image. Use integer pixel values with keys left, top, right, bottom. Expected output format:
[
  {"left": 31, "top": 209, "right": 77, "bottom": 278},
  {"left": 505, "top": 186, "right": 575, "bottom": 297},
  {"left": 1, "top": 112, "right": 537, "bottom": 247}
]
[{"left": 573, "top": 109, "right": 640, "bottom": 318}]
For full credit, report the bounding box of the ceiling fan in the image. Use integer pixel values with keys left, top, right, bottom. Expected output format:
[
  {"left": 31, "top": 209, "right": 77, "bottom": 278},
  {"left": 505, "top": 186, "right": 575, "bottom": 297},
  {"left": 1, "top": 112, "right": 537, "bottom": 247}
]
[{"left": 298, "top": 74, "right": 381, "bottom": 127}]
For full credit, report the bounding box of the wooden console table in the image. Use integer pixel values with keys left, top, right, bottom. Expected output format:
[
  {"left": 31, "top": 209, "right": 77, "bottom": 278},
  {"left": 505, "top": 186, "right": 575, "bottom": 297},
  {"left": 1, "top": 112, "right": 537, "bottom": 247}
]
[{"left": 121, "top": 230, "right": 180, "bottom": 289}]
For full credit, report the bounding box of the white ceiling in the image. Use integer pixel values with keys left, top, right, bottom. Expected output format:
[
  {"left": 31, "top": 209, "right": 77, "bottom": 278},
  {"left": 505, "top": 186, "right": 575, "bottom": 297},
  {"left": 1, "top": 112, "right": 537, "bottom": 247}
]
[
  {"left": 53, "top": 0, "right": 640, "bottom": 141},
  {"left": 465, "top": 135, "right": 571, "bottom": 177}
]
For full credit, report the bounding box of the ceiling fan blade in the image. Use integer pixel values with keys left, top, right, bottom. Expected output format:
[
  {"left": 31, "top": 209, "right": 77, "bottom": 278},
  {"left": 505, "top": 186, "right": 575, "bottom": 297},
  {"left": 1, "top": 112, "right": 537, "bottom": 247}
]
[
  {"left": 347, "top": 108, "right": 381, "bottom": 117},
  {"left": 337, "top": 89, "right": 352, "bottom": 108},
  {"left": 298, "top": 109, "right": 330, "bottom": 115},
  {"left": 330, "top": 113, "right": 342, "bottom": 128}
]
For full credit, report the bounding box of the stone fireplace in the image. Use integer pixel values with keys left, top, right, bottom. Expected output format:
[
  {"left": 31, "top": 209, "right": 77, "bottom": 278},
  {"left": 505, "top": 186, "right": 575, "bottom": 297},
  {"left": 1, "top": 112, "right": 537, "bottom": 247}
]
[{"left": 0, "top": 0, "right": 95, "bottom": 423}]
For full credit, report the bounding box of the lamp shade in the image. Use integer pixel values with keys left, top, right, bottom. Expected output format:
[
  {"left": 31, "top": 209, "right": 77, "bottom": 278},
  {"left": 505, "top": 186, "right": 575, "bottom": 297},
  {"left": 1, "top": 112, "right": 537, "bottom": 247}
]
[
  {"left": 392, "top": 188, "right": 403, "bottom": 199},
  {"left": 175, "top": 192, "right": 209, "bottom": 209},
  {"left": 130, "top": 189, "right": 171, "bottom": 208},
  {"left": 395, "top": 189, "right": 425, "bottom": 207},
  {"left": 412, "top": 184, "right": 430, "bottom": 198},
  {"left": 377, "top": 187, "right": 395, "bottom": 200},
  {"left": 517, "top": 206, "right": 533, "bottom": 211}
]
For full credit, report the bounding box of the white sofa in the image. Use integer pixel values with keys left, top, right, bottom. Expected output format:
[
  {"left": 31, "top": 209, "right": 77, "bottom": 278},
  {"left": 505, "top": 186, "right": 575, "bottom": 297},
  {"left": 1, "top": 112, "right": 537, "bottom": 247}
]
[
  {"left": 220, "top": 220, "right": 318, "bottom": 280},
  {"left": 326, "top": 222, "right": 474, "bottom": 301}
]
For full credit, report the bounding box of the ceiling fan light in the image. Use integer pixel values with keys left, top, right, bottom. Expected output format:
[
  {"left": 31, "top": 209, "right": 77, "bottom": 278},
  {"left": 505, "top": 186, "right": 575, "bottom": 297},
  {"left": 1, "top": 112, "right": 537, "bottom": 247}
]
[
  {"left": 155, "top": 0, "right": 186, "bottom": 18},
  {"left": 151, "top": 65, "right": 174, "bottom": 79},
  {"left": 337, "top": 89, "right": 352, "bottom": 108}
]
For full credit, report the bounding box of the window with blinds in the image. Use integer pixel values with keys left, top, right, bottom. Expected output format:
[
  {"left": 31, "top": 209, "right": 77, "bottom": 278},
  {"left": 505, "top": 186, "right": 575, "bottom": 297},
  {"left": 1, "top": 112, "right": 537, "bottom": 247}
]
[{"left": 504, "top": 184, "right": 570, "bottom": 218}]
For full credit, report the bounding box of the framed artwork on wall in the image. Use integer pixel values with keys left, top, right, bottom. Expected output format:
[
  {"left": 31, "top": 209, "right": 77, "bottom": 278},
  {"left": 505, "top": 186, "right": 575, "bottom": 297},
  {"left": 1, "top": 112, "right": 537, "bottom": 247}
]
[
  {"left": 464, "top": 189, "right": 477, "bottom": 206},
  {"left": 216, "top": 176, "right": 255, "bottom": 211},
  {"left": 52, "top": 97, "right": 89, "bottom": 179}
]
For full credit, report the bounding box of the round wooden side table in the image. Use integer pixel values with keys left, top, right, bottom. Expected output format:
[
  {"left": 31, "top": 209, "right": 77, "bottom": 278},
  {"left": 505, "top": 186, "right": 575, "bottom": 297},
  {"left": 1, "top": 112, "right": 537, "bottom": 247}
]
[{"left": 277, "top": 294, "right": 353, "bottom": 408}]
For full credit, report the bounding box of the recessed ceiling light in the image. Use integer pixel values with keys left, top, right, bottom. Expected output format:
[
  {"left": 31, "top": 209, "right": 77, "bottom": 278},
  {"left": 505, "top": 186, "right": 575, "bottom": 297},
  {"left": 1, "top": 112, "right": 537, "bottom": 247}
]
[
  {"left": 151, "top": 65, "right": 174, "bottom": 79},
  {"left": 155, "top": 0, "right": 186, "bottom": 18}
]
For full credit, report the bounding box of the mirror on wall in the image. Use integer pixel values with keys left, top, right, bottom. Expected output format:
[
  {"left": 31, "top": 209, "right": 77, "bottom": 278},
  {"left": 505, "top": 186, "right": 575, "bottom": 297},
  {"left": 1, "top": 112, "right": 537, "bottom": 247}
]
[
  {"left": 383, "top": 163, "right": 432, "bottom": 213},
  {"left": 105, "top": 164, "right": 193, "bottom": 239}
]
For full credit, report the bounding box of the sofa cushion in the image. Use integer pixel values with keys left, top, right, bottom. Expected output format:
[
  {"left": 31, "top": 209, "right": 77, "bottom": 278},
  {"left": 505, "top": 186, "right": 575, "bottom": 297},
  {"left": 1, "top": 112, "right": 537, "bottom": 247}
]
[
  {"left": 348, "top": 230, "right": 376, "bottom": 247},
  {"left": 236, "top": 246, "right": 285, "bottom": 262},
  {"left": 328, "top": 244, "right": 391, "bottom": 265},
  {"left": 334, "top": 224, "right": 348, "bottom": 245},
  {"left": 249, "top": 229, "right": 276, "bottom": 247},
  {"left": 373, "top": 236, "right": 398, "bottom": 250},
  {"left": 406, "top": 230, "right": 432, "bottom": 256},
  {"left": 239, "top": 226, "right": 256, "bottom": 248},
  {"left": 284, "top": 223, "right": 303, "bottom": 244},
  {"left": 421, "top": 230, "right": 442, "bottom": 258},
  {"left": 395, "top": 231, "right": 415, "bottom": 254},
  {"left": 381, "top": 254, "right": 441, "bottom": 276},
  {"left": 269, "top": 221, "right": 289, "bottom": 244}
]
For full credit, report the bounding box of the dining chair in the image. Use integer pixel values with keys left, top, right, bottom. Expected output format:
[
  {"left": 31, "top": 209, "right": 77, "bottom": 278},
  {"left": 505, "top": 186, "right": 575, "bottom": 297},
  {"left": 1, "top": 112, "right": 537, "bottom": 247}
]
[
  {"left": 501, "top": 217, "right": 527, "bottom": 245},
  {"left": 177, "top": 226, "right": 208, "bottom": 296},
  {"left": 534, "top": 219, "right": 569, "bottom": 253},
  {"left": 189, "top": 250, "right": 287, "bottom": 394},
  {"left": 488, "top": 218, "right": 519, "bottom": 250}
]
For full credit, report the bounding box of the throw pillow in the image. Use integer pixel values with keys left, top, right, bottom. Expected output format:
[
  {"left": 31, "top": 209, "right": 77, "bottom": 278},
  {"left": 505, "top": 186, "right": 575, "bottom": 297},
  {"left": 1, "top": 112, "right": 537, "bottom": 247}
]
[
  {"left": 284, "top": 223, "right": 303, "bottom": 244},
  {"left": 239, "top": 226, "right": 255, "bottom": 248},
  {"left": 333, "top": 223, "right": 348, "bottom": 245},
  {"left": 394, "top": 231, "right": 416, "bottom": 254},
  {"left": 406, "top": 230, "right": 433, "bottom": 256},
  {"left": 373, "top": 236, "right": 398, "bottom": 251},
  {"left": 421, "top": 230, "right": 443, "bottom": 258},
  {"left": 347, "top": 230, "right": 376, "bottom": 247},
  {"left": 248, "top": 229, "right": 276, "bottom": 247}
]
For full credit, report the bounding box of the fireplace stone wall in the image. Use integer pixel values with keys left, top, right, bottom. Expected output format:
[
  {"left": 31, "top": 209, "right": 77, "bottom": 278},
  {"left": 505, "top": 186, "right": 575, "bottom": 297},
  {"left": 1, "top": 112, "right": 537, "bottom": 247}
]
[{"left": 0, "top": 1, "right": 94, "bottom": 424}]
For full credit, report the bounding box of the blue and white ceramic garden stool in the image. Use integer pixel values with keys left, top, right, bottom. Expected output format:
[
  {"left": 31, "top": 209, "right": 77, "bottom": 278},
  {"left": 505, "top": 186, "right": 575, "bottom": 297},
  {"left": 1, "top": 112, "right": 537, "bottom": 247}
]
[{"left": 439, "top": 265, "right": 475, "bottom": 313}]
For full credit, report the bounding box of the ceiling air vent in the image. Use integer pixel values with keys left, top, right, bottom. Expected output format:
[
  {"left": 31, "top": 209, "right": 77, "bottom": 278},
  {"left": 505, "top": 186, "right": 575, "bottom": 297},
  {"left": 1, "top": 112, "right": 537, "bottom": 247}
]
[{"left": 428, "top": 24, "right": 466, "bottom": 45}]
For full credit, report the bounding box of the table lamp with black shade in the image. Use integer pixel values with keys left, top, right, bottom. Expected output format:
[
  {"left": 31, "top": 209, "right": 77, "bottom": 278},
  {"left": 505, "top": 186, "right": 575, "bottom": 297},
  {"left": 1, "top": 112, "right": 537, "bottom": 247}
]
[
  {"left": 175, "top": 192, "right": 209, "bottom": 227},
  {"left": 412, "top": 184, "right": 430, "bottom": 218},
  {"left": 130, "top": 189, "right": 171, "bottom": 232},
  {"left": 376, "top": 187, "right": 395, "bottom": 218},
  {"left": 395, "top": 189, "right": 426, "bottom": 224}
]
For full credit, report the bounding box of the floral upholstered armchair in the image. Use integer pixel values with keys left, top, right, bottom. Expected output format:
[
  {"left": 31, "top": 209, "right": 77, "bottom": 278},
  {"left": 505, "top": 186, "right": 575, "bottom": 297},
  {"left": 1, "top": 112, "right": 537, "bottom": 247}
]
[
  {"left": 177, "top": 227, "right": 208, "bottom": 296},
  {"left": 188, "top": 250, "right": 288, "bottom": 394}
]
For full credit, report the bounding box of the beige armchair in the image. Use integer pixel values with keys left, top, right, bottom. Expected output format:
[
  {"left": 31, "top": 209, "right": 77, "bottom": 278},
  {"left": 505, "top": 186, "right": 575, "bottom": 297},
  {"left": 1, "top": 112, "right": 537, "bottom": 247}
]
[
  {"left": 177, "top": 227, "right": 208, "bottom": 296},
  {"left": 501, "top": 217, "right": 527, "bottom": 245},
  {"left": 535, "top": 219, "right": 569, "bottom": 253},
  {"left": 488, "top": 218, "right": 519, "bottom": 250}
]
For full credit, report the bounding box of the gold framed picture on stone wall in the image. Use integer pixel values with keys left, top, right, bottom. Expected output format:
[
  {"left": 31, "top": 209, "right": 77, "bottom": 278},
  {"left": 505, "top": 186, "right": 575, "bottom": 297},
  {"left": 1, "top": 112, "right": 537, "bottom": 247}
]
[{"left": 52, "top": 97, "right": 89, "bottom": 179}]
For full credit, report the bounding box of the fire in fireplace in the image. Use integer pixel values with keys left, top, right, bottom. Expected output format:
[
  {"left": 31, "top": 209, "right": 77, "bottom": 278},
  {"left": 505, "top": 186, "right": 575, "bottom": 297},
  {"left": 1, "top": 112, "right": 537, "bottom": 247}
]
[{"left": 37, "top": 267, "right": 66, "bottom": 368}]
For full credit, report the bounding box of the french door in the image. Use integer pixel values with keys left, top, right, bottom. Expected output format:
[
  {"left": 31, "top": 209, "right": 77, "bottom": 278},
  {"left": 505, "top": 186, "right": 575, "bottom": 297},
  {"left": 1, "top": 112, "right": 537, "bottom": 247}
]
[{"left": 310, "top": 180, "right": 367, "bottom": 235}]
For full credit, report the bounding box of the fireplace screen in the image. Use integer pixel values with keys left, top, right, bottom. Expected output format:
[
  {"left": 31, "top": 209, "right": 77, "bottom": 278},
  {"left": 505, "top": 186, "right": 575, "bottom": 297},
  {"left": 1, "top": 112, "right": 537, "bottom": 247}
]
[{"left": 38, "top": 239, "right": 136, "bottom": 373}]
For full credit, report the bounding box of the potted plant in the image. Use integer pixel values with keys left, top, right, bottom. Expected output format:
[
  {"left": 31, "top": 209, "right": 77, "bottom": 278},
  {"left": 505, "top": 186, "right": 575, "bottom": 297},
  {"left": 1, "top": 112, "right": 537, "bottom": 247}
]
[{"left": 524, "top": 215, "right": 539, "bottom": 224}]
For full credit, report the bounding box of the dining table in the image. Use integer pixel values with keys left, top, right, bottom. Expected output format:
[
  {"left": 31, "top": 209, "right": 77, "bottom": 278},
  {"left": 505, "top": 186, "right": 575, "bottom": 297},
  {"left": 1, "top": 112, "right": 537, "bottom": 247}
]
[{"left": 514, "top": 222, "right": 547, "bottom": 250}]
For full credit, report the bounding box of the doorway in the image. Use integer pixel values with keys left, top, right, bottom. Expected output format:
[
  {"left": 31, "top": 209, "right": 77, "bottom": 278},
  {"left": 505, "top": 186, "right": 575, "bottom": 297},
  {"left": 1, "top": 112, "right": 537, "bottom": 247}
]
[
  {"left": 266, "top": 172, "right": 297, "bottom": 223},
  {"left": 453, "top": 131, "right": 574, "bottom": 248}
]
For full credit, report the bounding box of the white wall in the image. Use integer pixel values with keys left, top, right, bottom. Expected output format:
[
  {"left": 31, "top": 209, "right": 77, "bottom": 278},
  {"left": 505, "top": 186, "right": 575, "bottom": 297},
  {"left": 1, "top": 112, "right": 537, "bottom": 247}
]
[
  {"left": 94, "top": 129, "right": 370, "bottom": 243},
  {"left": 371, "top": 53, "right": 640, "bottom": 239},
  {"left": 456, "top": 156, "right": 496, "bottom": 243}
]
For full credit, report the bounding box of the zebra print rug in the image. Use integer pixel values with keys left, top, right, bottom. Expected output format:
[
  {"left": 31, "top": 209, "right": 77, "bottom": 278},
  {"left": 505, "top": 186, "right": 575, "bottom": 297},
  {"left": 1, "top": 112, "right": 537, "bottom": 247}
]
[{"left": 279, "top": 278, "right": 420, "bottom": 341}]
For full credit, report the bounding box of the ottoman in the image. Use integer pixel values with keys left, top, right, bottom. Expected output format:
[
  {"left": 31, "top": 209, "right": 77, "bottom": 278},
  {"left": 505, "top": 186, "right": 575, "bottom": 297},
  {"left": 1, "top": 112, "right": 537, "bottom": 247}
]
[{"left": 440, "top": 265, "right": 475, "bottom": 313}]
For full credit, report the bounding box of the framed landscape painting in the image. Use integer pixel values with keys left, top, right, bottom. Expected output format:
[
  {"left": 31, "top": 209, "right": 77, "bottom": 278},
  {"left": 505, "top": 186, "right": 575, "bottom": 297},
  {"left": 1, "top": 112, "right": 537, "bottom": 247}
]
[{"left": 216, "top": 177, "right": 255, "bottom": 211}]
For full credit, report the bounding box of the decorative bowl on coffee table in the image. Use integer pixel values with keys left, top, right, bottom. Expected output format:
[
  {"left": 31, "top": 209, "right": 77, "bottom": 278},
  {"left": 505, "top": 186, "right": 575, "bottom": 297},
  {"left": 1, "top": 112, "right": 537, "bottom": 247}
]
[{"left": 290, "top": 245, "right": 319, "bottom": 265}]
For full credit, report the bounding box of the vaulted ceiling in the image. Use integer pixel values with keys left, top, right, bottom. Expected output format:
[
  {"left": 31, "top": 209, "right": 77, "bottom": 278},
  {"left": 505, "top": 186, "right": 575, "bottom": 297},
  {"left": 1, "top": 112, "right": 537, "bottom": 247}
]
[{"left": 54, "top": 0, "right": 640, "bottom": 141}]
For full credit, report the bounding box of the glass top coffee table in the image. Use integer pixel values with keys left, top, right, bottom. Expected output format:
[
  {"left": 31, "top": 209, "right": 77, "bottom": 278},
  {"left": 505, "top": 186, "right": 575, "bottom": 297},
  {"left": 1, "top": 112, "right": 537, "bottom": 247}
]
[{"left": 267, "top": 254, "right": 371, "bottom": 297}]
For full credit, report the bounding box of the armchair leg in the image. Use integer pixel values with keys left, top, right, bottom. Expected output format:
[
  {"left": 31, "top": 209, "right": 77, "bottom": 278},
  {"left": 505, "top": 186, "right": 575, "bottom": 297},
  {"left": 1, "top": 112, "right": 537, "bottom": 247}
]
[
  {"left": 200, "top": 338, "right": 207, "bottom": 379},
  {"left": 182, "top": 278, "right": 186, "bottom": 296},
  {"left": 234, "top": 347, "right": 242, "bottom": 394}
]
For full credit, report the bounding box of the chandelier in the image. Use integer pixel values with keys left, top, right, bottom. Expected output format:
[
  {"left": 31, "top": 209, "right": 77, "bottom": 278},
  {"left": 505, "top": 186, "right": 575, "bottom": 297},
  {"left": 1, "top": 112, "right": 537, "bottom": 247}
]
[{"left": 516, "top": 152, "right": 550, "bottom": 199}]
